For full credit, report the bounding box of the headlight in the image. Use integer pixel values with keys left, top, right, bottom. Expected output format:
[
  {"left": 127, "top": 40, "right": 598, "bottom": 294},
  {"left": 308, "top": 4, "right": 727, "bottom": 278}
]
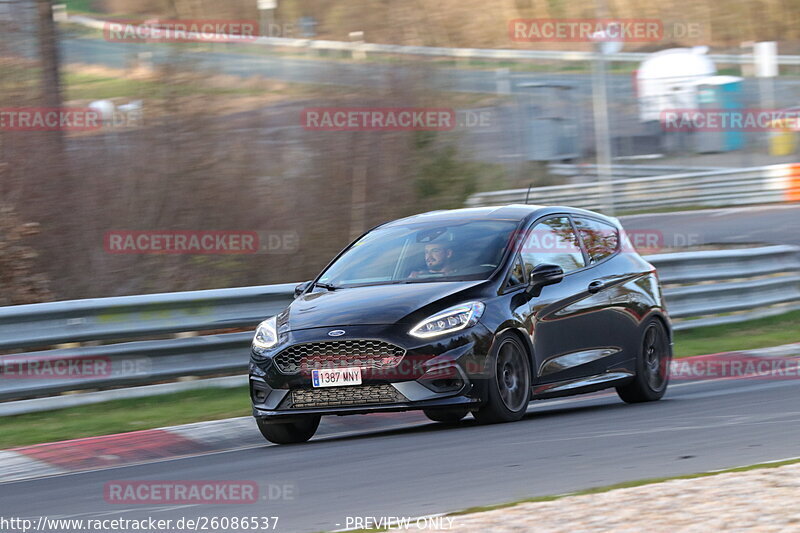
[
  {"left": 409, "top": 302, "right": 485, "bottom": 338},
  {"left": 252, "top": 316, "right": 279, "bottom": 354}
]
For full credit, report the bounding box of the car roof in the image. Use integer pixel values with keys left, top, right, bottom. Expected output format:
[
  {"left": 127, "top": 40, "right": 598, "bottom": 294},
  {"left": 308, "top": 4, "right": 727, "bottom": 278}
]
[{"left": 381, "top": 204, "right": 619, "bottom": 227}]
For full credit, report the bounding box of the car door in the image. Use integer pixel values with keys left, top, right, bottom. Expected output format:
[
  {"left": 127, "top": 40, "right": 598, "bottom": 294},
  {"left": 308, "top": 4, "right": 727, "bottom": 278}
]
[
  {"left": 520, "top": 215, "right": 615, "bottom": 384},
  {"left": 573, "top": 215, "right": 651, "bottom": 366}
]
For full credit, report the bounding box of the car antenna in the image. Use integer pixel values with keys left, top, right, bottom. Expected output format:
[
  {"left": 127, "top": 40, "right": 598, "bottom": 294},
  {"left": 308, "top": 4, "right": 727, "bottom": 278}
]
[{"left": 524, "top": 183, "right": 533, "bottom": 204}]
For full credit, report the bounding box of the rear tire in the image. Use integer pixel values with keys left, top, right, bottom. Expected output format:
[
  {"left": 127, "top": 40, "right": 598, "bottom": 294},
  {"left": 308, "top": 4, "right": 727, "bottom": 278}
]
[
  {"left": 616, "top": 319, "right": 671, "bottom": 403},
  {"left": 474, "top": 333, "right": 531, "bottom": 424},
  {"left": 256, "top": 415, "right": 320, "bottom": 444},
  {"left": 423, "top": 407, "right": 469, "bottom": 424}
]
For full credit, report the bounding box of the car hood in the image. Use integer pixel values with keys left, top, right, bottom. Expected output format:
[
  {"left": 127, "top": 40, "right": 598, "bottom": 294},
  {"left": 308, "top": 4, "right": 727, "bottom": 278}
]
[{"left": 285, "top": 281, "right": 485, "bottom": 330}]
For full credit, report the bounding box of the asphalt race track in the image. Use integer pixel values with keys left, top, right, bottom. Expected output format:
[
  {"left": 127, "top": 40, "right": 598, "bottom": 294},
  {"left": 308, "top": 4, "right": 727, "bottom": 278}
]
[
  {"left": 621, "top": 205, "right": 800, "bottom": 248},
  {"left": 3, "top": 374, "right": 800, "bottom": 532}
]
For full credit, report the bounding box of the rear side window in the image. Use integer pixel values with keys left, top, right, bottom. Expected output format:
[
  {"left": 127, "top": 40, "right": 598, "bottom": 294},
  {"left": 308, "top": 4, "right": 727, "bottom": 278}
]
[
  {"left": 574, "top": 217, "right": 619, "bottom": 263},
  {"left": 521, "top": 216, "right": 586, "bottom": 274}
]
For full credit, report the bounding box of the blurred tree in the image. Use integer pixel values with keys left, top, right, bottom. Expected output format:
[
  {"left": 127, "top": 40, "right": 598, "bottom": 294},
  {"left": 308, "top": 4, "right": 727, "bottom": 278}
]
[
  {"left": 35, "top": 0, "right": 69, "bottom": 215},
  {"left": 413, "top": 133, "right": 496, "bottom": 211},
  {"left": 0, "top": 204, "right": 54, "bottom": 306},
  {"left": 36, "top": 0, "right": 62, "bottom": 114}
]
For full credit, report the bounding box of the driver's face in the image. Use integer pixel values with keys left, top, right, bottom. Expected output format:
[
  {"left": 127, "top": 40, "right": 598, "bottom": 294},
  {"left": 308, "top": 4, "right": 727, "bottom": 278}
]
[{"left": 425, "top": 244, "right": 452, "bottom": 270}]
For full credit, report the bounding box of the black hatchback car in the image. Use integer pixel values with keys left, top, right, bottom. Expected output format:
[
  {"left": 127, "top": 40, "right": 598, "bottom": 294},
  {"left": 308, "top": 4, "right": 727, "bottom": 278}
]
[{"left": 249, "top": 205, "right": 672, "bottom": 443}]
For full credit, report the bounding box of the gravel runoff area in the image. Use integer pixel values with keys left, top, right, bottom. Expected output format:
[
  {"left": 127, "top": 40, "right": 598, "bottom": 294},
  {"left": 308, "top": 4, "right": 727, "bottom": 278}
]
[{"left": 431, "top": 461, "right": 800, "bottom": 532}]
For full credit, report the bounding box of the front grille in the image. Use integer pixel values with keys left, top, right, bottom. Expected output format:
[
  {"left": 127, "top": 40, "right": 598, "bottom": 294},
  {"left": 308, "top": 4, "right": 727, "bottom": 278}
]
[
  {"left": 273, "top": 339, "right": 405, "bottom": 374},
  {"left": 289, "top": 384, "right": 408, "bottom": 409}
]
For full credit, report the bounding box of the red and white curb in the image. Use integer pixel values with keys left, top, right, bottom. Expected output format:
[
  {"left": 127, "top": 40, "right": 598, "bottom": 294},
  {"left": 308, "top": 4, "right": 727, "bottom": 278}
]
[
  {"left": 0, "top": 450, "right": 66, "bottom": 482},
  {"left": 0, "top": 412, "right": 426, "bottom": 483},
  {"left": 0, "top": 423, "right": 247, "bottom": 483}
]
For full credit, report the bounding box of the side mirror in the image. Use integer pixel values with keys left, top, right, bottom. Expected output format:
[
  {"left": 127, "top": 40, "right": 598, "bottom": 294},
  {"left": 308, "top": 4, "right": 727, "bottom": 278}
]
[
  {"left": 527, "top": 263, "right": 564, "bottom": 292},
  {"left": 294, "top": 280, "right": 312, "bottom": 298}
]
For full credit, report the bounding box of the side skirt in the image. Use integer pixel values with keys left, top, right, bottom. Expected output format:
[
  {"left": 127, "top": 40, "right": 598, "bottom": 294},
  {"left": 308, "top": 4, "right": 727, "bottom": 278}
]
[{"left": 531, "top": 370, "right": 634, "bottom": 400}]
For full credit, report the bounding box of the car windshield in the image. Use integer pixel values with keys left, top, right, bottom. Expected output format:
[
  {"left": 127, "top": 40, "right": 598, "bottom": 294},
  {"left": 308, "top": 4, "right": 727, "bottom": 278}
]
[{"left": 317, "top": 220, "right": 520, "bottom": 287}]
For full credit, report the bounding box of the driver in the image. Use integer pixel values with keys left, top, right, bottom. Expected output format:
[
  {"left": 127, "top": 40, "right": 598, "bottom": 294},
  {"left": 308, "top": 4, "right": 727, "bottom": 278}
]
[{"left": 410, "top": 243, "right": 457, "bottom": 278}]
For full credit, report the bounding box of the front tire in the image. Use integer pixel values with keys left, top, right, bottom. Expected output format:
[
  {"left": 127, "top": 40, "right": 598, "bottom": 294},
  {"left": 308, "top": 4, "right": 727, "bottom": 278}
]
[
  {"left": 474, "top": 333, "right": 531, "bottom": 424},
  {"left": 256, "top": 415, "right": 320, "bottom": 444},
  {"left": 616, "top": 319, "right": 671, "bottom": 403}
]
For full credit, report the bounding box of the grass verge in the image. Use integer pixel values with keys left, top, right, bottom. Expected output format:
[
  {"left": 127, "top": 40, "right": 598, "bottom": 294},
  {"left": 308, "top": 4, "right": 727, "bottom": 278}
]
[
  {"left": 0, "top": 311, "right": 797, "bottom": 449},
  {"left": 64, "top": 0, "right": 101, "bottom": 15},
  {"left": 673, "top": 310, "right": 800, "bottom": 358},
  {"left": 0, "top": 386, "right": 250, "bottom": 449}
]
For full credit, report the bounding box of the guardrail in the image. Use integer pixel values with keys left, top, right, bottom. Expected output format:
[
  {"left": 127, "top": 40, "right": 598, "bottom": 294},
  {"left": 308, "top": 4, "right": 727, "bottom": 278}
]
[
  {"left": 467, "top": 164, "right": 800, "bottom": 211},
  {"left": 0, "top": 283, "right": 295, "bottom": 350},
  {"left": 649, "top": 245, "right": 800, "bottom": 285},
  {"left": 650, "top": 245, "right": 800, "bottom": 327},
  {"left": 0, "top": 245, "right": 798, "bottom": 408},
  {"left": 547, "top": 164, "right": 726, "bottom": 178},
  {"left": 67, "top": 15, "right": 800, "bottom": 66}
]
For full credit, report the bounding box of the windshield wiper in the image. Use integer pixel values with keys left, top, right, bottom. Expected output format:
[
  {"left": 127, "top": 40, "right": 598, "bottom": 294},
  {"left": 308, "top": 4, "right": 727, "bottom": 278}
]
[{"left": 313, "top": 282, "right": 340, "bottom": 291}]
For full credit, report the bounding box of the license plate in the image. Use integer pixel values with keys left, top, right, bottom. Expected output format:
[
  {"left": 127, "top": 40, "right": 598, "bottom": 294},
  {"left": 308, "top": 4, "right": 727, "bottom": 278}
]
[{"left": 311, "top": 367, "right": 362, "bottom": 388}]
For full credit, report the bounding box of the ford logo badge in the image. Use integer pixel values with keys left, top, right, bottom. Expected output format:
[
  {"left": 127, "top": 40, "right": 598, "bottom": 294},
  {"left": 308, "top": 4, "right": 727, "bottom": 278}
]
[{"left": 328, "top": 330, "right": 346, "bottom": 337}]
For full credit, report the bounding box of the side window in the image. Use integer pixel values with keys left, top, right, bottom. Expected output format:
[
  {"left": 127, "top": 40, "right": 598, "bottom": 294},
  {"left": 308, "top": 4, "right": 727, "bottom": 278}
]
[
  {"left": 574, "top": 217, "right": 619, "bottom": 263},
  {"left": 521, "top": 217, "right": 586, "bottom": 274},
  {"left": 506, "top": 253, "right": 526, "bottom": 287}
]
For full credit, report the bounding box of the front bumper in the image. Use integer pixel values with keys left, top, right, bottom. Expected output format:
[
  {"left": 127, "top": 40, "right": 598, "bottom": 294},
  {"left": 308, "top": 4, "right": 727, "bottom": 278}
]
[{"left": 249, "top": 323, "right": 493, "bottom": 418}]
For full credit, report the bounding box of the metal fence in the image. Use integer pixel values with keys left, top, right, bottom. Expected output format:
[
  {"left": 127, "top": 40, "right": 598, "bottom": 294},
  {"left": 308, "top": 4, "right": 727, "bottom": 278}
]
[
  {"left": 58, "top": 16, "right": 800, "bottom": 170},
  {"left": 0, "top": 245, "right": 798, "bottom": 408},
  {"left": 67, "top": 16, "right": 800, "bottom": 66},
  {"left": 467, "top": 164, "right": 800, "bottom": 211}
]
